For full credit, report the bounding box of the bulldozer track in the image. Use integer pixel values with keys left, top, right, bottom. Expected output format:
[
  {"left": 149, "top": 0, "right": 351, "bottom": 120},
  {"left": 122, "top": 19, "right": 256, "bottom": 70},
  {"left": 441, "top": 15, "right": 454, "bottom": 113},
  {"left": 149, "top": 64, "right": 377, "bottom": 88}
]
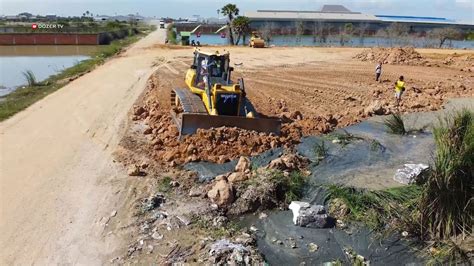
[{"left": 171, "top": 88, "right": 208, "bottom": 114}]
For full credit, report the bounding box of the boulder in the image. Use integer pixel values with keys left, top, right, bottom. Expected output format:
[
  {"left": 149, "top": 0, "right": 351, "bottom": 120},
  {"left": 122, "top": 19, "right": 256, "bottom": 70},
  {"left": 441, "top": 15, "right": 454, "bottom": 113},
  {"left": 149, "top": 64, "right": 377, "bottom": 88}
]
[
  {"left": 235, "top": 156, "right": 251, "bottom": 172},
  {"left": 289, "top": 201, "right": 333, "bottom": 228},
  {"left": 228, "top": 172, "right": 249, "bottom": 183},
  {"left": 364, "top": 100, "right": 385, "bottom": 116},
  {"left": 207, "top": 179, "right": 235, "bottom": 207},
  {"left": 188, "top": 185, "right": 206, "bottom": 197},
  {"left": 127, "top": 164, "right": 145, "bottom": 176},
  {"left": 267, "top": 154, "right": 308, "bottom": 172}
]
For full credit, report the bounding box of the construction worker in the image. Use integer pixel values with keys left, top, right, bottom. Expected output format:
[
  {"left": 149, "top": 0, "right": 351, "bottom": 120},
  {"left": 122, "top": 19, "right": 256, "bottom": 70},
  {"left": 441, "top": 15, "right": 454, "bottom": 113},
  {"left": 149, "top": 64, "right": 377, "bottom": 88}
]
[
  {"left": 375, "top": 62, "right": 382, "bottom": 82},
  {"left": 394, "top": 76, "right": 406, "bottom": 105}
]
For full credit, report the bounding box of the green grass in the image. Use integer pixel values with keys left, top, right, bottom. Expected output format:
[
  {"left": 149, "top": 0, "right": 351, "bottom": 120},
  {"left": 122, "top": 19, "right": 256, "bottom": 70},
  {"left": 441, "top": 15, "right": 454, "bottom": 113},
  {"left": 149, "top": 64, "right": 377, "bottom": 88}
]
[
  {"left": 384, "top": 113, "right": 407, "bottom": 135},
  {"left": 22, "top": 70, "right": 38, "bottom": 86},
  {"left": 326, "top": 130, "right": 364, "bottom": 146},
  {"left": 0, "top": 30, "right": 150, "bottom": 121},
  {"left": 326, "top": 185, "right": 421, "bottom": 230},
  {"left": 419, "top": 109, "right": 473, "bottom": 240},
  {"left": 269, "top": 170, "right": 307, "bottom": 204},
  {"left": 157, "top": 176, "right": 172, "bottom": 193},
  {"left": 313, "top": 141, "right": 328, "bottom": 161}
]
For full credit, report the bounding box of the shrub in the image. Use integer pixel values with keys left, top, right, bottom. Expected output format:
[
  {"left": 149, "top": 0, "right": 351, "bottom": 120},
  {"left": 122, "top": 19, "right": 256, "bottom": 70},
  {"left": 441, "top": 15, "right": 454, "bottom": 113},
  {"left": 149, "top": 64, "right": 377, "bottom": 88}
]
[
  {"left": 384, "top": 113, "right": 406, "bottom": 135},
  {"left": 22, "top": 70, "right": 37, "bottom": 86},
  {"left": 419, "top": 110, "right": 473, "bottom": 239}
]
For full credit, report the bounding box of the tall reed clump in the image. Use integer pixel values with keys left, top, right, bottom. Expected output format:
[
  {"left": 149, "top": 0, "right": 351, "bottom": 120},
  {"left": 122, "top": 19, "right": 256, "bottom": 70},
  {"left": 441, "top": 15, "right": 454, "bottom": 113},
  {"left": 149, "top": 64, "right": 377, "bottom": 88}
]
[
  {"left": 419, "top": 109, "right": 473, "bottom": 240},
  {"left": 384, "top": 113, "right": 406, "bottom": 135},
  {"left": 22, "top": 70, "right": 37, "bottom": 86}
]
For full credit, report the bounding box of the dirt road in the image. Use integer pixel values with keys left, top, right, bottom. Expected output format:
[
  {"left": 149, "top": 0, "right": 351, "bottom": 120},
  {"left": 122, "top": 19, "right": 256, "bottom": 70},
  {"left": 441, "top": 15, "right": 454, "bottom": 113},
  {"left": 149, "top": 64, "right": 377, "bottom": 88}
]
[{"left": 0, "top": 24, "right": 166, "bottom": 264}]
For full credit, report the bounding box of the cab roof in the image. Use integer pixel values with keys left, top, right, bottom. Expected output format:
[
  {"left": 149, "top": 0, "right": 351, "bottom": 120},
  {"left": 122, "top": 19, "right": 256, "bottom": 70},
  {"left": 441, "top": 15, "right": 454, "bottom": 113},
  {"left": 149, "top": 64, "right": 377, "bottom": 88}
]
[{"left": 194, "top": 49, "right": 230, "bottom": 57}]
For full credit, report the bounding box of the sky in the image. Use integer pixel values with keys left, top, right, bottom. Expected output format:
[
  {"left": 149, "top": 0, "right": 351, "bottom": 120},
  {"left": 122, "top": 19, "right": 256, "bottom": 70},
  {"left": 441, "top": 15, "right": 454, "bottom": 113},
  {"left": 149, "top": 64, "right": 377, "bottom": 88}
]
[{"left": 1, "top": 0, "right": 473, "bottom": 22}]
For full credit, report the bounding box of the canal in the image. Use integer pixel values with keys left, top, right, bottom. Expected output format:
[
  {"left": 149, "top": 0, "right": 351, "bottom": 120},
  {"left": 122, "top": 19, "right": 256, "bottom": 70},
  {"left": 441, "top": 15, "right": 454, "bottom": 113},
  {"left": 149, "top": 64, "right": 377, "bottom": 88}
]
[{"left": 0, "top": 45, "right": 99, "bottom": 96}]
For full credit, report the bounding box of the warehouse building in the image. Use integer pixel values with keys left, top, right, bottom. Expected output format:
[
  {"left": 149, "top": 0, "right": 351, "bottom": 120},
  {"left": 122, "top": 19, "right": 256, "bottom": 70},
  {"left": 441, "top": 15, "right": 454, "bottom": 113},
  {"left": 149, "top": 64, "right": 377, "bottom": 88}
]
[{"left": 244, "top": 5, "right": 474, "bottom": 35}]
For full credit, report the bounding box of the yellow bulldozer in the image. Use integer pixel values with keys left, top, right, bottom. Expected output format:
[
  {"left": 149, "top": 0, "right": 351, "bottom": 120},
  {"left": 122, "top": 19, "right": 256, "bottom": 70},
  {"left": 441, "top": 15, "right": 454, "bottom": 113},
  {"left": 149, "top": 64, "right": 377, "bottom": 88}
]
[
  {"left": 249, "top": 31, "right": 265, "bottom": 48},
  {"left": 170, "top": 50, "right": 280, "bottom": 138}
]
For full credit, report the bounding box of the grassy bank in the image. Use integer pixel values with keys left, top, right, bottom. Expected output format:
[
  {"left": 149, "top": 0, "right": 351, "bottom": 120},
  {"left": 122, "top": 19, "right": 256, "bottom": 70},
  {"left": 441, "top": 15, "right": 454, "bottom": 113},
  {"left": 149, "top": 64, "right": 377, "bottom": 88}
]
[
  {"left": 0, "top": 28, "right": 152, "bottom": 121},
  {"left": 325, "top": 110, "right": 473, "bottom": 263}
]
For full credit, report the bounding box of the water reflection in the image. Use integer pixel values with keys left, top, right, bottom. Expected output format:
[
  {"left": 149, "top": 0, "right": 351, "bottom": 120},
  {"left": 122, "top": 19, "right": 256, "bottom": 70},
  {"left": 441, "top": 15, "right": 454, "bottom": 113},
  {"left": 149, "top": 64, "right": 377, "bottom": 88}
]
[{"left": 0, "top": 45, "right": 99, "bottom": 96}]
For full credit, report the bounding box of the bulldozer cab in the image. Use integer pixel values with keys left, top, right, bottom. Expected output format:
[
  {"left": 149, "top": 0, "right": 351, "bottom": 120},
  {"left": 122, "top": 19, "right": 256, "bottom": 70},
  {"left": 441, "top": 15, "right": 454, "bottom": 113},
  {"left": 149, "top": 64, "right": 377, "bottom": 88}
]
[{"left": 192, "top": 51, "right": 231, "bottom": 88}]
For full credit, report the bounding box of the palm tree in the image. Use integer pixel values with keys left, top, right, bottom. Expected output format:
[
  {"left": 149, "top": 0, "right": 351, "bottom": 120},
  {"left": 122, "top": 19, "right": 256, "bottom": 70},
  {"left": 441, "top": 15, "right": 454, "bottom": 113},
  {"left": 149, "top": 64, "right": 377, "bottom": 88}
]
[
  {"left": 232, "top": 16, "right": 250, "bottom": 45},
  {"left": 221, "top": 4, "right": 239, "bottom": 45}
]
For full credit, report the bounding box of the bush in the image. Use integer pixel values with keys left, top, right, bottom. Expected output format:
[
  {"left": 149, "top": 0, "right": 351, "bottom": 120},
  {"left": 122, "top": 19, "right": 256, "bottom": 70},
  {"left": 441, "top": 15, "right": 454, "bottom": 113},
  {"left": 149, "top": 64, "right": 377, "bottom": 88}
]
[
  {"left": 166, "top": 23, "right": 178, "bottom": 44},
  {"left": 419, "top": 110, "right": 473, "bottom": 239},
  {"left": 22, "top": 70, "right": 37, "bottom": 86},
  {"left": 384, "top": 113, "right": 407, "bottom": 135}
]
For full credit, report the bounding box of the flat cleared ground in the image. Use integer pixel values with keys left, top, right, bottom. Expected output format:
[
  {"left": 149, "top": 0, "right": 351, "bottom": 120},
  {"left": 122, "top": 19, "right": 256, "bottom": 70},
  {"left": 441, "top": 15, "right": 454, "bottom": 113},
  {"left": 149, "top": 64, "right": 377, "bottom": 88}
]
[{"left": 1, "top": 30, "right": 473, "bottom": 265}]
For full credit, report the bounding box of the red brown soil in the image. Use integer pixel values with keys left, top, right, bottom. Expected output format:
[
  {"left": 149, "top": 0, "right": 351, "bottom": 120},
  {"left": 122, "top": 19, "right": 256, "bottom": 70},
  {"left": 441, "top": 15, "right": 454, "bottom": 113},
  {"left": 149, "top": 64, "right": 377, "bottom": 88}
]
[
  {"left": 128, "top": 47, "right": 473, "bottom": 165},
  {"left": 354, "top": 47, "right": 425, "bottom": 65}
]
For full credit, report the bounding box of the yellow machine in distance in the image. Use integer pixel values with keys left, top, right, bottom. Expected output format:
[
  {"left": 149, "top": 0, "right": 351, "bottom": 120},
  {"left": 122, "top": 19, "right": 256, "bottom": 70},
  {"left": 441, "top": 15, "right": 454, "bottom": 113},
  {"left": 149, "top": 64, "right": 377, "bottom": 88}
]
[
  {"left": 249, "top": 31, "right": 265, "bottom": 48},
  {"left": 170, "top": 49, "right": 280, "bottom": 138}
]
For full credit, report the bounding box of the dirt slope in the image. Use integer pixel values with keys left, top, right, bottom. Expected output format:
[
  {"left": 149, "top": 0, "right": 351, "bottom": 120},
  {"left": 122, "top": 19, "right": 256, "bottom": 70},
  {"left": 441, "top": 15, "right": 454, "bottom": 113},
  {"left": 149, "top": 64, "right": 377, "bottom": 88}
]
[{"left": 0, "top": 23, "right": 166, "bottom": 264}]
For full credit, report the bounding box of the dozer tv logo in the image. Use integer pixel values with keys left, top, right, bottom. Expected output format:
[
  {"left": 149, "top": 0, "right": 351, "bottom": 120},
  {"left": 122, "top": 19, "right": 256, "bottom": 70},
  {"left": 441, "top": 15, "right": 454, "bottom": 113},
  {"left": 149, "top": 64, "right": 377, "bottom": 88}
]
[{"left": 221, "top": 94, "right": 237, "bottom": 103}]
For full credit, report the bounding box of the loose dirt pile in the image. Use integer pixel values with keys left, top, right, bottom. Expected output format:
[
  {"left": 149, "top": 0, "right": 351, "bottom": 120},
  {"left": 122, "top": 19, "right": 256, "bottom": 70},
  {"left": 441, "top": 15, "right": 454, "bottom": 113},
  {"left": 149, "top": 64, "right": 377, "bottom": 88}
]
[
  {"left": 133, "top": 100, "right": 337, "bottom": 165},
  {"left": 354, "top": 47, "right": 425, "bottom": 65}
]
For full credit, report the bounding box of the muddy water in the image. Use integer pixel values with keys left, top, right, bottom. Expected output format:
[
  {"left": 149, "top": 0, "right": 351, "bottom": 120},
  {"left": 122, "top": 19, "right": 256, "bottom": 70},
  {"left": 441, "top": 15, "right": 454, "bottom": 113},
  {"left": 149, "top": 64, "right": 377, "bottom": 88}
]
[
  {"left": 186, "top": 98, "right": 474, "bottom": 265},
  {"left": 0, "top": 45, "right": 99, "bottom": 96}
]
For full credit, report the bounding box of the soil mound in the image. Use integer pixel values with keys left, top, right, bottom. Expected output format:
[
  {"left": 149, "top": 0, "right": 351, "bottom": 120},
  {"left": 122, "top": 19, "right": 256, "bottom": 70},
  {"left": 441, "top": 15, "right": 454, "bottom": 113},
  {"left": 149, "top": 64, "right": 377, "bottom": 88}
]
[
  {"left": 144, "top": 110, "right": 323, "bottom": 164},
  {"left": 354, "top": 47, "right": 424, "bottom": 65}
]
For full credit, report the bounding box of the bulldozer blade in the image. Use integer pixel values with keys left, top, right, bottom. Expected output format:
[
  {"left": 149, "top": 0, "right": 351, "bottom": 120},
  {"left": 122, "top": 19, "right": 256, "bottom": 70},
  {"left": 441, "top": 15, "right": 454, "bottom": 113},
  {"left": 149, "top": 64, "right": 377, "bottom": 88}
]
[{"left": 177, "top": 113, "right": 281, "bottom": 139}]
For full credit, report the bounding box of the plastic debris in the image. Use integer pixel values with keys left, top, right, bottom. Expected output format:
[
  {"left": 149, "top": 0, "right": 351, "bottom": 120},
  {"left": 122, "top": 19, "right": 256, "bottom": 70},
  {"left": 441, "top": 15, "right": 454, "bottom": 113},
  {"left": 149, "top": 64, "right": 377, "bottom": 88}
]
[{"left": 393, "top": 163, "right": 429, "bottom": 184}]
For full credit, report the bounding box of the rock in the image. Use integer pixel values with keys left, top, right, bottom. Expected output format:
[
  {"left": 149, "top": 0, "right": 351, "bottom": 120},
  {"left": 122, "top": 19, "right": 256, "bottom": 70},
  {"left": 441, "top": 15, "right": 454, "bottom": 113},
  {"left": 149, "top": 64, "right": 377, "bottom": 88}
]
[
  {"left": 141, "top": 193, "right": 165, "bottom": 212},
  {"left": 207, "top": 179, "right": 235, "bottom": 207},
  {"left": 289, "top": 201, "right": 333, "bottom": 228},
  {"left": 290, "top": 110, "right": 304, "bottom": 120},
  {"left": 209, "top": 239, "right": 253, "bottom": 265},
  {"left": 133, "top": 106, "right": 146, "bottom": 116},
  {"left": 215, "top": 174, "right": 227, "bottom": 181},
  {"left": 212, "top": 216, "right": 228, "bottom": 227},
  {"left": 235, "top": 156, "right": 251, "bottom": 172},
  {"left": 308, "top": 243, "right": 319, "bottom": 253},
  {"left": 364, "top": 100, "right": 385, "bottom": 116},
  {"left": 127, "top": 164, "right": 144, "bottom": 176},
  {"left": 110, "top": 210, "right": 117, "bottom": 217},
  {"left": 228, "top": 172, "right": 248, "bottom": 183},
  {"left": 143, "top": 127, "right": 153, "bottom": 135},
  {"left": 151, "top": 232, "right": 163, "bottom": 240},
  {"left": 267, "top": 153, "right": 308, "bottom": 172},
  {"left": 188, "top": 186, "right": 205, "bottom": 197}
]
